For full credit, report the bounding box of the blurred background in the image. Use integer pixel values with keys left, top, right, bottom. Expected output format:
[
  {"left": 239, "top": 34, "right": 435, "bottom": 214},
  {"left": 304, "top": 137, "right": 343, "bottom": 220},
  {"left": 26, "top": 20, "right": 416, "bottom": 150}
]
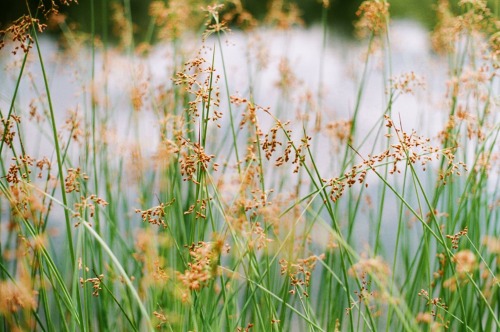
[{"left": 2, "top": 0, "right": 497, "bottom": 42}]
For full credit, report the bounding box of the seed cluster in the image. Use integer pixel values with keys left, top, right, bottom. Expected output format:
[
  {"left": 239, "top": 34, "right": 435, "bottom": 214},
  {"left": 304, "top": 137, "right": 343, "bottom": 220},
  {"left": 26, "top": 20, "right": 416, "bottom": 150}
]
[
  {"left": 446, "top": 227, "right": 468, "bottom": 249},
  {"left": 236, "top": 323, "right": 255, "bottom": 332},
  {"left": 0, "top": 16, "right": 46, "bottom": 54},
  {"left": 202, "top": 4, "right": 231, "bottom": 40},
  {"left": 280, "top": 254, "right": 324, "bottom": 298},
  {"left": 1, "top": 116, "right": 20, "bottom": 148},
  {"left": 432, "top": 0, "right": 498, "bottom": 55},
  {"left": 348, "top": 256, "right": 391, "bottom": 283},
  {"left": 173, "top": 55, "right": 222, "bottom": 125},
  {"left": 355, "top": 0, "right": 390, "bottom": 38},
  {"left": 453, "top": 249, "right": 477, "bottom": 274},
  {"left": 245, "top": 222, "right": 273, "bottom": 250},
  {"left": 80, "top": 275, "right": 104, "bottom": 297},
  {"left": 64, "top": 167, "right": 88, "bottom": 193},
  {"left": 177, "top": 241, "right": 223, "bottom": 292},
  {"left": 418, "top": 288, "right": 450, "bottom": 328},
  {"left": 178, "top": 138, "right": 218, "bottom": 184},
  {"left": 153, "top": 310, "right": 169, "bottom": 328},
  {"left": 135, "top": 199, "right": 175, "bottom": 228},
  {"left": 265, "top": 0, "right": 303, "bottom": 29},
  {"left": 389, "top": 71, "right": 426, "bottom": 95},
  {"left": 0, "top": 0, "right": 76, "bottom": 53},
  {"left": 260, "top": 119, "right": 310, "bottom": 173},
  {"left": 323, "top": 115, "right": 468, "bottom": 203},
  {"left": 325, "top": 120, "right": 352, "bottom": 149},
  {"left": 73, "top": 195, "right": 109, "bottom": 225},
  {"left": 346, "top": 273, "right": 375, "bottom": 316},
  {"left": 0, "top": 280, "right": 38, "bottom": 314},
  {"left": 62, "top": 110, "right": 84, "bottom": 143}
]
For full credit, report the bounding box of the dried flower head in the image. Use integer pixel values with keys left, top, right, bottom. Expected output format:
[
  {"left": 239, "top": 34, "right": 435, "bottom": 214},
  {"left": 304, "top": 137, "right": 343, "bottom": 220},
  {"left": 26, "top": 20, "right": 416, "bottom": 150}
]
[
  {"left": 346, "top": 273, "right": 376, "bottom": 315},
  {"left": 111, "top": 3, "right": 133, "bottom": 49},
  {"left": 1, "top": 116, "right": 20, "bottom": 148},
  {"left": 72, "top": 194, "right": 108, "bottom": 223},
  {"left": 177, "top": 240, "right": 222, "bottom": 291},
  {"left": 275, "top": 57, "right": 301, "bottom": 94},
  {"left": 150, "top": 0, "right": 206, "bottom": 41},
  {"left": 202, "top": 4, "right": 231, "bottom": 40},
  {"left": 446, "top": 227, "right": 468, "bottom": 249},
  {"left": 432, "top": 0, "right": 497, "bottom": 54},
  {"left": 431, "top": 0, "right": 460, "bottom": 54},
  {"left": 416, "top": 312, "right": 433, "bottom": 324},
  {"left": 130, "top": 66, "right": 150, "bottom": 112},
  {"left": 80, "top": 274, "right": 104, "bottom": 297},
  {"left": 236, "top": 323, "right": 255, "bottom": 332},
  {"left": 0, "top": 280, "right": 38, "bottom": 314},
  {"left": 0, "top": 16, "right": 47, "bottom": 54},
  {"left": 135, "top": 199, "right": 175, "bottom": 228},
  {"left": 348, "top": 255, "right": 391, "bottom": 282},
  {"left": 173, "top": 54, "right": 222, "bottom": 126},
  {"left": 355, "top": 0, "right": 390, "bottom": 39},
  {"left": 64, "top": 167, "right": 88, "bottom": 193},
  {"left": 389, "top": 71, "right": 426, "bottom": 95},
  {"left": 280, "top": 254, "right": 324, "bottom": 297},
  {"left": 222, "top": 0, "right": 258, "bottom": 31},
  {"left": 325, "top": 120, "right": 352, "bottom": 149},
  {"left": 482, "top": 236, "right": 500, "bottom": 254},
  {"left": 153, "top": 309, "right": 173, "bottom": 328},
  {"left": 453, "top": 249, "right": 476, "bottom": 274},
  {"left": 178, "top": 138, "right": 218, "bottom": 184},
  {"left": 245, "top": 222, "right": 273, "bottom": 250},
  {"left": 323, "top": 115, "right": 466, "bottom": 202},
  {"left": 265, "top": 0, "right": 304, "bottom": 30},
  {"left": 418, "top": 288, "right": 449, "bottom": 314},
  {"left": 62, "top": 109, "right": 84, "bottom": 143}
]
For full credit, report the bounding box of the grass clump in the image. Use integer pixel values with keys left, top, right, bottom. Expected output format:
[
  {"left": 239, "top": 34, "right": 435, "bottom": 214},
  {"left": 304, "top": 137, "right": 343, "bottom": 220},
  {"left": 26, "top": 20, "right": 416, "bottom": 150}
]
[{"left": 0, "top": 0, "right": 498, "bottom": 331}]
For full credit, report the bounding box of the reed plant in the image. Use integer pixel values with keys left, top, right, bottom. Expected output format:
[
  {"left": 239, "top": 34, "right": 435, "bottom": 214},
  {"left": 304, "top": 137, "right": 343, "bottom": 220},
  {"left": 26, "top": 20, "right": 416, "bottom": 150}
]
[{"left": 0, "top": 0, "right": 498, "bottom": 331}]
